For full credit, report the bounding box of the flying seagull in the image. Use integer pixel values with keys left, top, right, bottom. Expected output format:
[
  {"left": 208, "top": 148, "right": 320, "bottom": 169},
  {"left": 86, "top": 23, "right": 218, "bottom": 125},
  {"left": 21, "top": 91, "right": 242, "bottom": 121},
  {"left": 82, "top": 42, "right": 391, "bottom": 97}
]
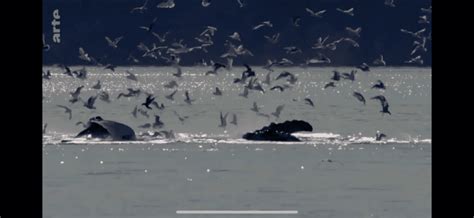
[
  {"left": 92, "top": 80, "right": 101, "bottom": 89},
  {"left": 139, "top": 17, "right": 158, "bottom": 32},
  {"left": 304, "top": 98, "right": 315, "bottom": 107},
  {"left": 345, "top": 27, "right": 362, "bottom": 37},
  {"left": 264, "top": 33, "right": 280, "bottom": 44},
  {"left": 373, "top": 55, "right": 386, "bottom": 66},
  {"left": 371, "top": 80, "right": 386, "bottom": 90},
  {"left": 105, "top": 36, "right": 124, "bottom": 48},
  {"left": 213, "top": 87, "right": 222, "bottom": 96},
  {"left": 157, "top": 0, "right": 175, "bottom": 8},
  {"left": 251, "top": 102, "right": 260, "bottom": 113},
  {"left": 324, "top": 82, "right": 336, "bottom": 89},
  {"left": 131, "top": 0, "right": 149, "bottom": 13},
  {"left": 376, "top": 131, "right": 387, "bottom": 141},
  {"left": 165, "top": 90, "right": 177, "bottom": 101},
  {"left": 352, "top": 92, "right": 366, "bottom": 105},
  {"left": 184, "top": 91, "right": 195, "bottom": 105},
  {"left": 83, "top": 95, "right": 97, "bottom": 109},
  {"left": 336, "top": 7, "right": 354, "bottom": 16},
  {"left": 384, "top": 0, "right": 396, "bottom": 7},
  {"left": 230, "top": 113, "right": 238, "bottom": 126},
  {"left": 57, "top": 105, "right": 72, "bottom": 120},
  {"left": 125, "top": 70, "right": 138, "bottom": 81},
  {"left": 271, "top": 105, "right": 285, "bottom": 118},
  {"left": 253, "top": 21, "right": 273, "bottom": 30},
  {"left": 78, "top": 47, "right": 92, "bottom": 62},
  {"left": 219, "top": 112, "right": 228, "bottom": 128},
  {"left": 305, "top": 8, "right": 326, "bottom": 18},
  {"left": 201, "top": 0, "right": 211, "bottom": 7},
  {"left": 229, "top": 32, "right": 241, "bottom": 41},
  {"left": 142, "top": 94, "right": 156, "bottom": 110}
]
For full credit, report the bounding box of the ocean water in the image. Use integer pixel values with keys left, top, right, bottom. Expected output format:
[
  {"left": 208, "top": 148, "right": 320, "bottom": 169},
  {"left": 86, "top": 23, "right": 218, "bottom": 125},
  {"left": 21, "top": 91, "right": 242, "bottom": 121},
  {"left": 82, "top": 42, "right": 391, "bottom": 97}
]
[{"left": 43, "top": 66, "right": 431, "bottom": 218}]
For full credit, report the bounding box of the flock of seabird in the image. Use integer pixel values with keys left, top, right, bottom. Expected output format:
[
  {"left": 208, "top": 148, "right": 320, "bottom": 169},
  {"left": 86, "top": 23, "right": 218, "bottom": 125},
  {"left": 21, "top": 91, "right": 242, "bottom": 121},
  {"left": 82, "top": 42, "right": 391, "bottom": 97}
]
[{"left": 42, "top": 0, "right": 431, "bottom": 141}]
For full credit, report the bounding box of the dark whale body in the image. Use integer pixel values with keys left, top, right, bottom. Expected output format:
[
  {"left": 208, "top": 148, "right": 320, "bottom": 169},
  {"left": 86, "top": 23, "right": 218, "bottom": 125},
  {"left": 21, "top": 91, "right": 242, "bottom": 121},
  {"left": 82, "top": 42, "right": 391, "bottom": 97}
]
[
  {"left": 76, "top": 117, "right": 136, "bottom": 141},
  {"left": 242, "top": 120, "right": 313, "bottom": 141}
]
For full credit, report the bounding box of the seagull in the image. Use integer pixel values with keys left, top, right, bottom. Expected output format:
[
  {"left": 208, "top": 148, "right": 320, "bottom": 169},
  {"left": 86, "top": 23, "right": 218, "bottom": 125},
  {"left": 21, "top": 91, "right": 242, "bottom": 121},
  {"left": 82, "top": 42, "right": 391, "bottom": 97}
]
[
  {"left": 230, "top": 113, "right": 238, "bottom": 126},
  {"left": 139, "top": 17, "right": 158, "bottom": 32},
  {"left": 304, "top": 98, "right": 315, "bottom": 107},
  {"left": 352, "top": 92, "right": 366, "bottom": 105},
  {"left": 312, "top": 36, "right": 329, "bottom": 49},
  {"left": 292, "top": 16, "right": 302, "bottom": 27},
  {"left": 105, "top": 36, "right": 124, "bottom": 48},
  {"left": 205, "top": 62, "right": 226, "bottom": 75},
  {"left": 305, "top": 8, "right": 326, "bottom": 18},
  {"left": 213, "top": 87, "right": 222, "bottom": 96},
  {"left": 277, "top": 58, "right": 294, "bottom": 66},
  {"left": 237, "top": 0, "right": 245, "bottom": 8},
  {"left": 75, "top": 121, "right": 87, "bottom": 128},
  {"left": 165, "top": 90, "right": 177, "bottom": 101},
  {"left": 98, "top": 91, "right": 111, "bottom": 103},
  {"left": 201, "top": 0, "right": 211, "bottom": 7},
  {"left": 139, "top": 123, "right": 152, "bottom": 129},
  {"left": 69, "top": 86, "right": 84, "bottom": 103},
  {"left": 218, "top": 112, "right": 228, "bottom": 128},
  {"left": 357, "top": 63, "right": 370, "bottom": 72},
  {"left": 276, "top": 71, "right": 297, "bottom": 84},
  {"left": 263, "top": 71, "right": 272, "bottom": 85},
  {"left": 400, "top": 28, "right": 426, "bottom": 39},
  {"left": 152, "top": 31, "right": 169, "bottom": 43},
  {"left": 342, "top": 70, "right": 357, "bottom": 82},
  {"left": 270, "top": 85, "right": 287, "bottom": 92},
  {"left": 117, "top": 88, "right": 141, "bottom": 99},
  {"left": 92, "top": 80, "right": 101, "bottom": 89},
  {"left": 142, "top": 95, "right": 156, "bottom": 110},
  {"left": 152, "top": 115, "right": 164, "bottom": 129},
  {"left": 125, "top": 70, "right": 138, "bottom": 81},
  {"left": 83, "top": 95, "right": 97, "bottom": 110},
  {"left": 229, "top": 32, "right": 241, "bottom": 41},
  {"left": 345, "top": 27, "right": 362, "bottom": 37},
  {"left": 157, "top": 0, "right": 175, "bottom": 8},
  {"left": 371, "top": 80, "right": 386, "bottom": 89},
  {"left": 384, "top": 0, "right": 396, "bottom": 7},
  {"left": 239, "top": 87, "right": 249, "bottom": 98},
  {"left": 343, "top": 38, "right": 360, "bottom": 47},
  {"left": 58, "top": 64, "right": 73, "bottom": 77},
  {"left": 418, "top": 15, "right": 430, "bottom": 24},
  {"left": 373, "top": 55, "right": 386, "bottom": 66},
  {"left": 271, "top": 105, "right": 285, "bottom": 118},
  {"left": 103, "top": 64, "right": 115, "bottom": 72},
  {"left": 164, "top": 80, "right": 179, "bottom": 89},
  {"left": 200, "top": 26, "right": 218, "bottom": 36},
  {"left": 43, "top": 34, "right": 50, "bottom": 51},
  {"left": 253, "top": 21, "right": 273, "bottom": 30},
  {"left": 336, "top": 7, "right": 354, "bottom": 16},
  {"left": 173, "top": 111, "right": 189, "bottom": 124},
  {"left": 421, "top": 6, "right": 432, "bottom": 14},
  {"left": 371, "top": 95, "right": 391, "bottom": 115},
  {"left": 306, "top": 53, "right": 331, "bottom": 64},
  {"left": 131, "top": 106, "right": 138, "bottom": 118},
  {"left": 376, "top": 131, "right": 387, "bottom": 141},
  {"left": 331, "top": 71, "right": 341, "bottom": 81},
  {"left": 42, "top": 70, "right": 51, "bottom": 80},
  {"left": 130, "top": 0, "right": 149, "bottom": 13},
  {"left": 184, "top": 91, "right": 195, "bottom": 105},
  {"left": 138, "top": 108, "right": 150, "bottom": 118},
  {"left": 324, "top": 82, "right": 336, "bottom": 89},
  {"left": 173, "top": 65, "right": 183, "bottom": 78},
  {"left": 264, "top": 33, "right": 280, "bottom": 44},
  {"left": 411, "top": 38, "right": 427, "bottom": 55},
  {"left": 250, "top": 102, "right": 260, "bottom": 113},
  {"left": 405, "top": 56, "right": 424, "bottom": 65},
  {"left": 57, "top": 105, "right": 72, "bottom": 120},
  {"left": 78, "top": 47, "right": 92, "bottom": 62},
  {"left": 284, "top": 46, "right": 302, "bottom": 54}
]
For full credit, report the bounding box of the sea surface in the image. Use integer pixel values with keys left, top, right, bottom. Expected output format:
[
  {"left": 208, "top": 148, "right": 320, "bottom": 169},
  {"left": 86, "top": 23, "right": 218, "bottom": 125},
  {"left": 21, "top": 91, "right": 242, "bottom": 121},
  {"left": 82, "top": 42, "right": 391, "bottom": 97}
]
[{"left": 43, "top": 66, "right": 431, "bottom": 218}]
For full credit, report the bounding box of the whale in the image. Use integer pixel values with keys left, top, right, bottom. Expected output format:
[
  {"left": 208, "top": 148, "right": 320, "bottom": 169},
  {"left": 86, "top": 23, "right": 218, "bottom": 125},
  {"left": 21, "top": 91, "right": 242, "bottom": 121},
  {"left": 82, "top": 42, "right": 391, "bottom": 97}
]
[
  {"left": 242, "top": 120, "right": 313, "bottom": 141},
  {"left": 75, "top": 116, "right": 136, "bottom": 141}
]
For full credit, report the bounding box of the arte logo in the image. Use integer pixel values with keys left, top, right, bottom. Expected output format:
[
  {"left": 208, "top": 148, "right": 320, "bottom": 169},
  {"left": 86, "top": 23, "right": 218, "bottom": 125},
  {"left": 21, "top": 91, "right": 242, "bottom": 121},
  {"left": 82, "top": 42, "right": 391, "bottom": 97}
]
[{"left": 52, "top": 9, "right": 61, "bottom": 43}]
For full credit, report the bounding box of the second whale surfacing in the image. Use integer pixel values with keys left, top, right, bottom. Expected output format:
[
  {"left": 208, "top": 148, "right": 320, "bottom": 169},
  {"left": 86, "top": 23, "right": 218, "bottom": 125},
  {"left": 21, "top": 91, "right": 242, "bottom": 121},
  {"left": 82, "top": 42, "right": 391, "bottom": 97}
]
[
  {"left": 242, "top": 120, "right": 313, "bottom": 141},
  {"left": 76, "top": 116, "right": 136, "bottom": 141}
]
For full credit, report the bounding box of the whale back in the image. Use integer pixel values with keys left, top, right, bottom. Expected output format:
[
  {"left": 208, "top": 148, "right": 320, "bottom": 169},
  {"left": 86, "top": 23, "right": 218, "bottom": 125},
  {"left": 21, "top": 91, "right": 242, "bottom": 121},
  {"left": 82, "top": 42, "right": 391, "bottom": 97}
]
[
  {"left": 262, "top": 120, "right": 313, "bottom": 134},
  {"left": 242, "top": 120, "right": 313, "bottom": 141},
  {"left": 76, "top": 119, "right": 136, "bottom": 141},
  {"left": 95, "top": 120, "right": 136, "bottom": 140}
]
